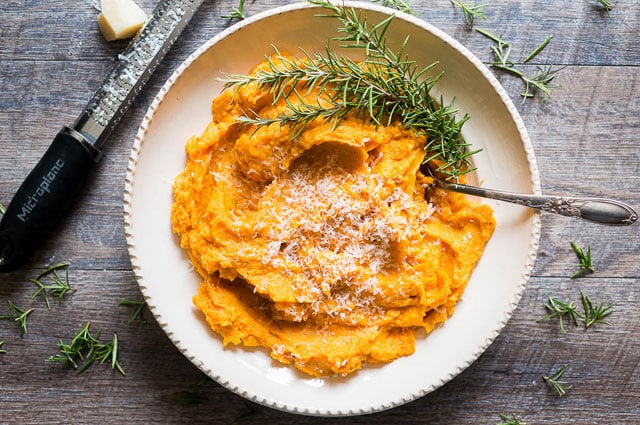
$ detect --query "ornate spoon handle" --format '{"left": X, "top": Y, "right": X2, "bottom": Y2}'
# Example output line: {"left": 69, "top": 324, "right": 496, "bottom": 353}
{"left": 431, "top": 179, "right": 638, "bottom": 226}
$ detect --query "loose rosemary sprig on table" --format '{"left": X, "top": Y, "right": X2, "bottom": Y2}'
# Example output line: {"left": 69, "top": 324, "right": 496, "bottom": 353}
{"left": 543, "top": 365, "right": 572, "bottom": 397}
{"left": 49, "top": 321, "right": 125, "bottom": 375}
{"left": 221, "top": 0, "right": 246, "bottom": 20}
{"left": 536, "top": 296, "right": 583, "bottom": 332}
{"left": 537, "top": 291, "right": 613, "bottom": 330}
{"left": 570, "top": 241, "right": 594, "bottom": 278}
{"left": 450, "top": 1, "right": 489, "bottom": 28}
{"left": 222, "top": 0, "right": 477, "bottom": 179}
{"left": 497, "top": 413, "right": 526, "bottom": 425}
{"left": 31, "top": 262, "right": 73, "bottom": 309}
{"left": 476, "top": 29, "right": 559, "bottom": 102}
{"left": 119, "top": 298, "right": 147, "bottom": 323}
{"left": 596, "top": 0, "right": 613, "bottom": 14}
{"left": 0, "top": 300, "right": 34, "bottom": 336}
{"left": 580, "top": 290, "right": 613, "bottom": 328}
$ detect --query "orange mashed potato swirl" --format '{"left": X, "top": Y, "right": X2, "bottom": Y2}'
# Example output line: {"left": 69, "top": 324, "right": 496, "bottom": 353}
{"left": 171, "top": 59, "right": 495, "bottom": 377}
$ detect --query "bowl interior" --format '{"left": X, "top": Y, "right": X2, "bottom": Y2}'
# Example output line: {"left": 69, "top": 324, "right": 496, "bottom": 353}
{"left": 125, "top": 2, "right": 540, "bottom": 416}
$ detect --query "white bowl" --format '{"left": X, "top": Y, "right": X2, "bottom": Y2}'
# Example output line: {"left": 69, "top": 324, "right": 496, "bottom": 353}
{"left": 124, "top": 1, "right": 541, "bottom": 416}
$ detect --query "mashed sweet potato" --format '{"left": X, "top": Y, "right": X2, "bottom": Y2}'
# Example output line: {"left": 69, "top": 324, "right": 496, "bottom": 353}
{"left": 171, "top": 59, "right": 495, "bottom": 377}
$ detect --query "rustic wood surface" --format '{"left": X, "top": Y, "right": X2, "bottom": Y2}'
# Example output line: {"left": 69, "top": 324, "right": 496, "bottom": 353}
{"left": 1, "top": 0, "right": 638, "bottom": 423}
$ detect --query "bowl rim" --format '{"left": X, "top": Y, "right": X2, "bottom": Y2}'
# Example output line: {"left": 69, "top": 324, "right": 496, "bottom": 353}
{"left": 123, "top": 0, "right": 542, "bottom": 416}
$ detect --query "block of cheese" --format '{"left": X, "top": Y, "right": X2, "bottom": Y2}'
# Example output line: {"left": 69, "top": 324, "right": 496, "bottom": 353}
{"left": 98, "top": 0, "right": 148, "bottom": 41}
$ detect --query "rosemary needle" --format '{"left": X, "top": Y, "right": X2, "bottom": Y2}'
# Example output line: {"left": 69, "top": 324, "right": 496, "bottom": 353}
{"left": 476, "top": 28, "right": 559, "bottom": 102}
{"left": 570, "top": 241, "right": 594, "bottom": 278}
{"left": 0, "top": 340, "right": 6, "bottom": 354}
{"left": 450, "top": 1, "right": 489, "bottom": 28}
{"left": 223, "top": 0, "right": 476, "bottom": 179}
{"left": 523, "top": 35, "right": 553, "bottom": 63}
{"left": 543, "top": 365, "right": 572, "bottom": 397}
{"left": 580, "top": 290, "right": 613, "bottom": 328}
{"left": 119, "top": 298, "right": 147, "bottom": 323}
{"left": 31, "top": 262, "right": 73, "bottom": 309}
{"left": 596, "top": 0, "right": 613, "bottom": 15}
{"left": 49, "top": 322, "right": 125, "bottom": 376}
{"left": 221, "top": 0, "right": 246, "bottom": 19}
{"left": 536, "top": 296, "right": 583, "bottom": 332}
{"left": 0, "top": 300, "right": 34, "bottom": 336}
{"left": 0, "top": 202, "right": 5, "bottom": 215}
{"left": 497, "top": 413, "right": 526, "bottom": 425}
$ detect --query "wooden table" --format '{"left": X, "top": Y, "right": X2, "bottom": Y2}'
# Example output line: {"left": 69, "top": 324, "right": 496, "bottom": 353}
{"left": 1, "top": 1, "right": 638, "bottom": 423}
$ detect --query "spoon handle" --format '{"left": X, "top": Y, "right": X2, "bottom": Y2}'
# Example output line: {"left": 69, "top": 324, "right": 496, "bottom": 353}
{"left": 431, "top": 179, "right": 638, "bottom": 226}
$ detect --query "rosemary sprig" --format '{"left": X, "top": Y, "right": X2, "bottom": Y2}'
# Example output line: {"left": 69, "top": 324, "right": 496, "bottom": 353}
{"left": 570, "top": 241, "right": 594, "bottom": 278}
{"left": 48, "top": 322, "right": 125, "bottom": 375}
{"left": 536, "top": 296, "right": 583, "bottom": 332}
{"left": 450, "top": 1, "right": 489, "bottom": 28}
{"left": 476, "top": 29, "right": 559, "bottom": 102}
{"left": 221, "top": 0, "right": 246, "bottom": 19}
{"left": 31, "top": 262, "right": 73, "bottom": 309}
{"left": 371, "top": 0, "right": 414, "bottom": 14}
{"left": 543, "top": 365, "right": 572, "bottom": 397}
{"left": 0, "top": 300, "right": 35, "bottom": 336}
{"left": 580, "top": 290, "right": 613, "bottom": 328}
{"left": 222, "top": 0, "right": 476, "bottom": 179}
{"left": 497, "top": 413, "right": 526, "bottom": 425}
{"left": 119, "top": 298, "right": 147, "bottom": 323}
{"left": 596, "top": 0, "right": 613, "bottom": 15}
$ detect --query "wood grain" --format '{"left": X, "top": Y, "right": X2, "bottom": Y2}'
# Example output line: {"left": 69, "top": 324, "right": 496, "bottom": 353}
{"left": 1, "top": 1, "right": 639, "bottom": 423}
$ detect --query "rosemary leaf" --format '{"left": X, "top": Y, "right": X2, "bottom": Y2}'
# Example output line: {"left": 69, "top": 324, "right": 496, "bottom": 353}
{"left": 497, "top": 413, "right": 526, "bottom": 425}
{"left": 0, "top": 202, "right": 5, "bottom": 215}
{"left": 570, "top": 241, "right": 594, "bottom": 278}
{"left": 451, "top": 1, "right": 489, "bottom": 28}
{"left": 523, "top": 35, "right": 553, "bottom": 63}
{"left": 543, "top": 365, "right": 572, "bottom": 397}
{"left": 580, "top": 290, "right": 613, "bottom": 328}
{"left": 596, "top": 0, "right": 613, "bottom": 15}
{"left": 31, "top": 262, "right": 73, "bottom": 309}
{"left": 477, "top": 29, "right": 559, "bottom": 102}
{"left": 119, "top": 298, "right": 147, "bottom": 323}
{"left": 0, "top": 300, "right": 34, "bottom": 336}
{"left": 0, "top": 340, "right": 6, "bottom": 354}
{"left": 49, "top": 322, "right": 125, "bottom": 375}
{"left": 536, "top": 296, "right": 583, "bottom": 332}
{"left": 221, "top": 0, "right": 246, "bottom": 20}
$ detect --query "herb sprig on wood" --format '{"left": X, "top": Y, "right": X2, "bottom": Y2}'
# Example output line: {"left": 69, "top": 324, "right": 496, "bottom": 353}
{"left": 570, "top": 241, "right": 594, "bottom": 278}
{"left": 119, "top": 298, "right": 147, "bottom": 323}
{"left": 0, "top": 300, "right": 34, "bottom": 336}
{"left": 451, "top": 1, "right": 489, "bottom": 28}
{"left": 543, "top": 365, "right": 572, "bottom": 397}
{"left": 222, "top": 0, "right": 477, "bottom": 179}
{"left": 49, "top": 321, "right": 125, "bottom": 375}
{"left": 222, "top": 0, "right": 246, "bottom": 20}
{"left": 477, "top": 29, "right": 559, "bottom": 102}
{"left": 31, "top": 262, "right": 73, "bottom": 309}
{"left": 497, "top": 413, "right": 526, "bottom": 425}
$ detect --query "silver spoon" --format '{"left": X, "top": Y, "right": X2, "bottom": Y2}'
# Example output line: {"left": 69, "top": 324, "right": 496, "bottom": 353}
{"left": 425, "top": 169, "right": 638, "bottom": 226}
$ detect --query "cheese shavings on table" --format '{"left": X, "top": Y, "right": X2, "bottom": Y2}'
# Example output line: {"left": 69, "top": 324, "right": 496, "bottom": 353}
{"left": 171, "top": 58, "right": 496, "bottom": 377}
